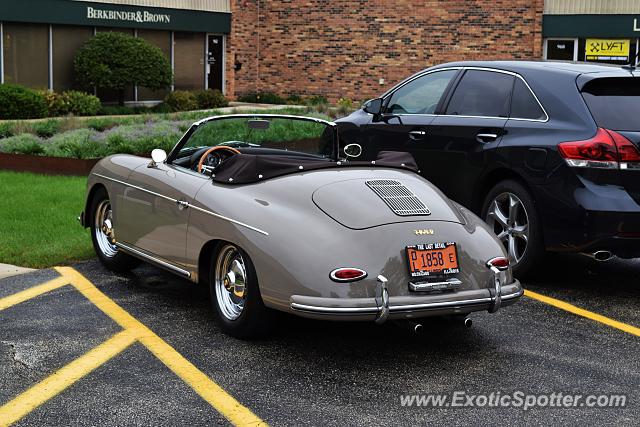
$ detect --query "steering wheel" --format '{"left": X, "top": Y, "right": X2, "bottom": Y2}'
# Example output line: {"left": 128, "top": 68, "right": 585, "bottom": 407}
{"left": 197, "top": 146, "right": 241, "bottom": 174}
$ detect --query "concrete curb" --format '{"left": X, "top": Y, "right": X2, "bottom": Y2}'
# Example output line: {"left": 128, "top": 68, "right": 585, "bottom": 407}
{"left": 0, "top": 263, "right": 36, "bottom": 280}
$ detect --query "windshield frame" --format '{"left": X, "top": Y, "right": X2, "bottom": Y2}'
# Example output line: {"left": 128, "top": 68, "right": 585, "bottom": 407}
{"left": 166, "top": 114, "right": 339, "bottom": 164}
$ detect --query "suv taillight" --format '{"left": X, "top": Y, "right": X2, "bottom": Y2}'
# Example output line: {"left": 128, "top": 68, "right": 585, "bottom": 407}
{"left": 558, "top": 128, "right": 640, "bottom": 169}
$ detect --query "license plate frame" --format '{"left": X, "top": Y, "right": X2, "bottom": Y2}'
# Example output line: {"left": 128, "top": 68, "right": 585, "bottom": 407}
{"left": 405, "top": 242, "right": 460, "bottom": 279}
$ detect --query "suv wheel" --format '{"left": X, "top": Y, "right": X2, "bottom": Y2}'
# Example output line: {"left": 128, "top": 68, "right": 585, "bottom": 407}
{"left": 481, "top": 180, "right": 543, "bottom": 278}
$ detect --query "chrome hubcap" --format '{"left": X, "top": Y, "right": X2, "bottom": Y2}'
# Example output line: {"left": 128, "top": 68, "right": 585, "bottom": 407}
{"left": 485, "top": 192, "right": 529, "bottom": 264}
{"left": 215, "top": 245, "right": 247, "bottom": 320}
{"left": 94, "top": 200, "right": 117, "bottom": 258}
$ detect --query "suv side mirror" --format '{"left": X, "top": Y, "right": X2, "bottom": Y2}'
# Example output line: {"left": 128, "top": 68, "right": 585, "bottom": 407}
{"left": 363, "top": 98, "right": 383, "bottom": 115}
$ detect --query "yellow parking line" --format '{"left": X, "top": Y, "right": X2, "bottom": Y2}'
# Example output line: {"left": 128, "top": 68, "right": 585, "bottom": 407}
{"left": 55, "top": 267, "right": 267, "bottom": 427}
{"left": 0, "top": 277, "right": 68, "bottom": 311}
{"left": 525, "top": 289, "right": 640, "bottom": 337}
{"left": 0, "top": 329, "right": 137, "bottom": 427}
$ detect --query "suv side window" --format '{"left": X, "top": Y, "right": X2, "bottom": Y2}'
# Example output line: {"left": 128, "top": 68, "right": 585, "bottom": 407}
{"left": 444, "top": 70, "right": 514, "bottom": 118}
{"left": 510, "top": 78, "right": 546, "bottom": 120}
{"left": 386, "top": 69, "right": 457, "bottom": 115}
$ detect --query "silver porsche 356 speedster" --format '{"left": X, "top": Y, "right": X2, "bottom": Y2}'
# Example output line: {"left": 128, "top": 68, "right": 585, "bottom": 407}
{"left": 79, "top": 114, "right": 522, "bottom": 338}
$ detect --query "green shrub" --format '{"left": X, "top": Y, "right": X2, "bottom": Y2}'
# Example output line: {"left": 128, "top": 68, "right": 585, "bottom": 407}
{"left": 45, "top": 128, "right": 103, "bottom": 159}
{"left": 0, "top": 133, "right": 44, "bottom": 155}
{"left": 75, "top": 32, "right": 172, "bottom": 105}
{"left": 237, "top": 92, "right": 286, "bottom": 104}
{"left": 40, "top": 90, "right": 68, "bottom": 117}
{"left": 0, "top": 84, "right": 48, "bottom": 119}
{"left": 32, "top": 119, "right": 61, "bottom": 138}
{"left": 61, "top": 91, "right": 101, "bottom": 116}
{"left": 0, "top": 122, "right": 15, "bottom": 138}
{"left": 307, "top": 95, "right": 328, "bottom": 106}
{"left": 164, "top": 91, "right": 198, "bottom": 112}
{"left": 195, "top": 89, "right": 229, "bottom": 109}
{"left": 286, "top": 94, "right": 304, "bottom": 105}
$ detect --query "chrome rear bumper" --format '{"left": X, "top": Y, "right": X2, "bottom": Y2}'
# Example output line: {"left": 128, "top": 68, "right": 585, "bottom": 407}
{"left": 290, "top": 280, "right": 523, "bottom": 321}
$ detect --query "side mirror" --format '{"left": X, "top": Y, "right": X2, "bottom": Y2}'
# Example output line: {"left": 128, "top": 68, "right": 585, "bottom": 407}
{"left": 148, "top": 148, "right": 167, "bottom": 168}
{"left": 363, "top": 98, "right": 383, "bottom": 115}
{"left": 343, "top": 143, "right": 363, "bottom": 159}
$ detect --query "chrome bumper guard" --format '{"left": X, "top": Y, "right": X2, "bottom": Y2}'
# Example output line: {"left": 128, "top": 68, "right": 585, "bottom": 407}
{"left": 290, "top": 282, "right": 524, "bottom": 320}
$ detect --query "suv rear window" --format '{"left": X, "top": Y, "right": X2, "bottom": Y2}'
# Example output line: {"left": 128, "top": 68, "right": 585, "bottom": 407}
{"left": 581, "top": 77, "right": 640, "bottom": 131}
{"left": 510, "top": 78, "right": 546, "bottom": 120}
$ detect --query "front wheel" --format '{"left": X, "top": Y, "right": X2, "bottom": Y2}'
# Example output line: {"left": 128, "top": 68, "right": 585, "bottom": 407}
{"left": 481, "top": 180, "right": 543, "bottom": 278}
{"left": 210, "top": 243, "right": 275, "bottom": 339}
{"left": 90, "top": 187, "right": 140, "bottom": 273}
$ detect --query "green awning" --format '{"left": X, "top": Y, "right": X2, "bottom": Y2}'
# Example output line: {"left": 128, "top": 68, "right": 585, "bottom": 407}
{"left": 543, "top": 14, "right": 640, "bottom": 38}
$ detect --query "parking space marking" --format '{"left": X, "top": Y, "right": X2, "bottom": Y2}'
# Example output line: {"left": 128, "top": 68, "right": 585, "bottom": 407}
{"left": 0, "top": 277, "right": 68, "bottom": 311}
{"left": 56, "top": 267, "right": 267, "bottom": 427}
{"left": 525, "top": 289, "right": 640, "bottom": 337}
{"left": 0, "top": 268, "right": 267, "bottom": 427}
{"left": 0, "top": 329, "right": 137, "bottom": 427}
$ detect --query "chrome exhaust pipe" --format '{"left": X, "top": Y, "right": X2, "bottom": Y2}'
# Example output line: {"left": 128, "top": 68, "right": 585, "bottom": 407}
{"left": 583, "top": 250, "right": 613, "bottom": 262}
{"left": 407, "top": 321, "right": 423, "bottom": 335}
{"left": 464, "top": 317, "right": 473, "bottom": 328}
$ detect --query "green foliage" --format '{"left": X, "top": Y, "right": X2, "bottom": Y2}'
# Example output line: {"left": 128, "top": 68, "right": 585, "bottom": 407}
{"left": 195, "top": 89, "right": 229, "bottom": 109}
{"left": 0, "top": 133, "right": 44, "bottom": 155}
{"left": 45, "top": 128, "right": 103, "bottom": 159}
{"left": 62, "top": 91, "right": 102, "bottom": 116}
{"left": 0, "top": 84, "right": 48, "bottom": 119}
{"left": 307, "top": 95, "right": 329, "bottom": 106}
{"left": 74, "top": 32, "right": 172, "bottom": 104}
{"left": 286, "top": 94, "right": 304, "bottom": 105}
{"left": 32, "top": 119, "right": 61, "bottom": 138}
{"left": 237, "top": 92, "right": 286, "bottom": 104}
{"left": 0, "top": 122, "right": 15, "bottom": 138}
{"left": 164, "top": 90, "right": 198, "bottom": 112}
{"left": 40, "top": 90, "right": 68, "bottom": 117}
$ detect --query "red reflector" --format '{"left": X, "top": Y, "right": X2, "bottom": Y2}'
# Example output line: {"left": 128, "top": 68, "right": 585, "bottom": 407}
{"left": 558, "top": 128, "right": 618, "bottom": 162}
{"left": 486, "top": 257, "right": 509, "bottom": 270}
{"left": 330, "top": 268, "right": 367, "bottom": 282}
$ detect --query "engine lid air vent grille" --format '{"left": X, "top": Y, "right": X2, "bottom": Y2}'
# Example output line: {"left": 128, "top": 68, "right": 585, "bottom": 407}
{"left": 365, "top": 179, "right": 431, "bottom": 216}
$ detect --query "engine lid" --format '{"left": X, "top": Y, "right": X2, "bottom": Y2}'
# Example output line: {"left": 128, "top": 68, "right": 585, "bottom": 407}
{"left": 312, "top": 177, "right": 462, "bottom": 229}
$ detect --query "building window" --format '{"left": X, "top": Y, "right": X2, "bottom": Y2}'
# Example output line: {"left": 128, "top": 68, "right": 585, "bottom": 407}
{"left": 544, "top": 39, "right": 577, "bottom": 61}
{"left": 52, "top": 25, "right": 93, "bottom": 92}
{"left": 137, "top": 29, "right": 171, "bottom": 101}
{"left": 173, "top": 31, "right": 205, "bottom": 91}
{"left": 3, "top": 22, "right": 49, "bottom": 88}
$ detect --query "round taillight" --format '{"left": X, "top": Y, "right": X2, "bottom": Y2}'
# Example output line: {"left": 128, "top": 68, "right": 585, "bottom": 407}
{"left": 486, "top": 257, "right": 509, "bottom": 271}
{"left": 330, "top": 268, "right": 368, "bottom": 282}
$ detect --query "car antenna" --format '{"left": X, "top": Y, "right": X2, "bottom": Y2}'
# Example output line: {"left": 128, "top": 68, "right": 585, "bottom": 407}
{"left": 621, "top": 50, "right": 638, "bottom": 73}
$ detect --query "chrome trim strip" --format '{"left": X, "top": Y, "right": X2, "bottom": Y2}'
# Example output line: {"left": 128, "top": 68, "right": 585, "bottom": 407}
{"left": 115, "top": 242, "right": 191, "bottom": 278}
{"left": 93, "top": 173, "right": 269, "bottom": 236}
{"left": 290, "top": 303, "right": 379, "bottom": 314}
{"left": 291, "top": 295, "right": 502, "bottom": 315}
{"left": 381, "top": 66, "right": 550, "bottom": 123}
{"left": 409, "top": 278, "right": 462, "bottom": 292}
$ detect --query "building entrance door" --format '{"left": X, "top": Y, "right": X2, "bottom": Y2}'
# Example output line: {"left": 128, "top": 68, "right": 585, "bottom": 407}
{"left": 207, "top": 35, "right": 223, "bottom": 92}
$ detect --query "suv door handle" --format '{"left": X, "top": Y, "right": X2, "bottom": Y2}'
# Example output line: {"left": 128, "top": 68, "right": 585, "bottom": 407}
{"left": 476, "top": 133, "right": 498, "bottom": 143}
{"left": 409, "top": 130, "right": 427, "bottom": 140}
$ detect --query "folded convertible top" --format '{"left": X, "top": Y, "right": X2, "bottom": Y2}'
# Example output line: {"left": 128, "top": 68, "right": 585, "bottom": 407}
{"left": 212, "top": 151, "right": 419, "bottom": 185}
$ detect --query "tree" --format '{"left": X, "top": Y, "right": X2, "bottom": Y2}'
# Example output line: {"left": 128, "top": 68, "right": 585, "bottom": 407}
{"left": 74, "top": 32, "right": 172, "bottom": 106}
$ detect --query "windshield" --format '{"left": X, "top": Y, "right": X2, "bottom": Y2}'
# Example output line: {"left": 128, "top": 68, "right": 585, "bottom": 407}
{"left": 581, "top": 77, "right": 640, "bottom": 131}
{"left": 177, "top": 116, "right": 335, "bottom": 159}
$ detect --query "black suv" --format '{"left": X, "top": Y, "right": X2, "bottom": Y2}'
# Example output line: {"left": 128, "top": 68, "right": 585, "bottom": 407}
{"left": 336, "top": 61, "right": 640, "bottom": 276}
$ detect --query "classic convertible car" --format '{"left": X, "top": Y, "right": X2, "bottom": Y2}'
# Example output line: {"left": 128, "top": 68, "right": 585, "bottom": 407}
{"left": 79, "top": 114, "right": 523, "bottom": 338}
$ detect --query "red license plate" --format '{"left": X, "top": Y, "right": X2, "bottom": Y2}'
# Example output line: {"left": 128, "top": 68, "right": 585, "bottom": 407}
{"left": 406, "top": 242, "right": 460, "bottom": 278}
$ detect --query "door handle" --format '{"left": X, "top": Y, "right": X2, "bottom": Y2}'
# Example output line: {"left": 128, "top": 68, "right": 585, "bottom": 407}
{"left": 176, "top": 200, "right": 189, "bottom": 210}
{"left": 409, "top": 130, "right": 427, "bottom": 140}
{"left": 476, "top": 133, "right": 498, "bottom": 143}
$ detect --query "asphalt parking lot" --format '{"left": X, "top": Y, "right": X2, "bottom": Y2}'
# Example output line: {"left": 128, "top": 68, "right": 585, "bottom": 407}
{"left": 1, "top": 255, "right": 639, "bottom": 426}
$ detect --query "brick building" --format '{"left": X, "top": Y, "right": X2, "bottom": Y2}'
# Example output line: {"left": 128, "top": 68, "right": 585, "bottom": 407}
{"left": 2, "top": 1, "right": 639, "bottom": 103}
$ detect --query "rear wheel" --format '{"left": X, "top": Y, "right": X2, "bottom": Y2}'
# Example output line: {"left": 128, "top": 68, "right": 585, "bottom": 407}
{"left": 210, "top": 243, "right": 275, "bottom": 339}
{"left": 90, "top": 188, "right": 140, "bottom": 273}
{"left": 482, "top": 180, "right": 543, "bottom": 278}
